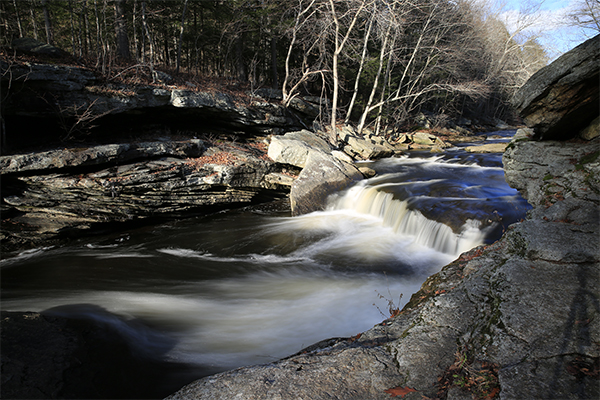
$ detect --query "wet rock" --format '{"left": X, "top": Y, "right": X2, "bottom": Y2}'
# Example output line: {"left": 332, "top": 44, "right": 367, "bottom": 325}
{"left": 290, "top": 150, "right": 363, "bottom": 216}
{"left": 358, "top": 166, "right": 377, "bottom": 178}
{"left": 511, "top": 34, "right": 600, "bottom": 140}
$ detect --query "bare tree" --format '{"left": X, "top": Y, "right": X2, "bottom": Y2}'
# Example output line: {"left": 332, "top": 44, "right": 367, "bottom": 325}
{"left": 12, "top": 0, "right": 23, "bottom": 38}
{"left": 345, "top": 2, "right": 376, "bottom": 124}
{"left": 327, "top": 0, "right": 368, "bottom": 140}
{"left": 566, "top": 0, "right": 600, "bottom": 35}
{"left": 41, "top": 0, "right": 54, "bottom": 45}
{"left": 114, "top": 0, "right": 130, "bottom": 60}
{"left": 177, "top": 0, "right": 189, "bottom": 74}
{"left": 281, "top": 0, "right": 328, "bottom": 107}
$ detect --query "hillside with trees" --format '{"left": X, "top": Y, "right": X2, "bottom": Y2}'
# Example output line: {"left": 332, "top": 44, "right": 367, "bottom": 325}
{"left": 1, "top": 0, "right": 550, "bottom": 135}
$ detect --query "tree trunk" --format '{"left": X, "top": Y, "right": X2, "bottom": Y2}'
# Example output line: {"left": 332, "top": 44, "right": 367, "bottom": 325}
{"left": 176, "top": 0, "right": 188, "bottom": 74}
{"left": 82, "top": 0, "right": 91, "bottom": 57}
{"left": 68, "top": 0, "right": 77, "bottom": 56}
{"left": 13, "top": 0, "right": 23, "bottom": 38}
{"left": 345, "top": 7, "right": 375, "bottom": 124}
{"left": 41, "top": 0, "right": 54, "bottom": 45}
{"left": 271, "top": 35, "right": 278, "bottom": 89}
{"left": 114, "top": 0, "right": 130, "bottom": 60}
{"left": 29, "top": 2, "right": 39, "bottom": 40}
{"left": 236, "top": 31, "right": 247, "bottom": 82}
{"left": 142, "top": 1, "right": 154, "bottom": 68}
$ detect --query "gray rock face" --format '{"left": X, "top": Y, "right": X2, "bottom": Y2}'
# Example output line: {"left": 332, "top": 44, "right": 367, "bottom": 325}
{"left": 511, "top": 34, "right": 600, "bottom": 140}
{"left": 0, "top": 60, "right": 301, "bottom": 151}
{"left": 290, "top": 150, "right": 363, "bottom": 216}
{"left": 267, "top": 130, "right": 331, "bottom": 168}
{"left": 167, "top": 136, "right": 600, "bottom": 400}
{"left": 1, "top": 142, "right": 287, "bottom": 249}
{"left": 0, "top": 140, "right": 205, "bottom": 174}
{"left": 503, "top": 135, "right": 600, "bottom": 208}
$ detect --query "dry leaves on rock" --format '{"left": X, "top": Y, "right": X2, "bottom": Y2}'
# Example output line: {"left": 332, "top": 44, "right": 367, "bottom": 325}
{"left": 384, "top": 386, "right": 417, "bottom": 398}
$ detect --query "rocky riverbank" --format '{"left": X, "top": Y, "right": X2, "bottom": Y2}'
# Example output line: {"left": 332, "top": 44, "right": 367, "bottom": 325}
{"left": 164, "top": 34, "right": 600, "bottom": 400}
{"left": 164, "top": 129, "right": 600, "bottom": 400}
{"left": 2, "top": 35, "right": 598, "bottom": 400}
{"left": 1, "top": 50, "right": 492, "bottom": 253}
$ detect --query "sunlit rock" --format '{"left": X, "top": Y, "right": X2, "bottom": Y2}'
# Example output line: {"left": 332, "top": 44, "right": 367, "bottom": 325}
{"left": 290, "top": 150, "right": 363, "bottom": 216}
{"left": 511, "top": 34, "right": 599, "bottom": 140}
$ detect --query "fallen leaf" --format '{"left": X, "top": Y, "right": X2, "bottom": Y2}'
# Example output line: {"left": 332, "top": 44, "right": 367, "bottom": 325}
{"left": 384, "top": 386, "right": 417, "bottom": 398}
{"left": 485, "top": 387, "right": 500, "bottom": 398}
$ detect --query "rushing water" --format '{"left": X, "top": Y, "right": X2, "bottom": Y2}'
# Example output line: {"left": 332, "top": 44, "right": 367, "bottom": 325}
{"left": 1, "top": 130, "right": 530, "bottom": 396}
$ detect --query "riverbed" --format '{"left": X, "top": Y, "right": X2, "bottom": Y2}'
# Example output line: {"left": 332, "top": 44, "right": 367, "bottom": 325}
{"left": 0, "top": 130, "right": 530, "bottom": 396}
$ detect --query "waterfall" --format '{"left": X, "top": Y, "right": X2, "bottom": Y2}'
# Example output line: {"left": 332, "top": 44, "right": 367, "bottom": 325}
{"left": 328, "top": 183, "right": 485, "bottom": 256}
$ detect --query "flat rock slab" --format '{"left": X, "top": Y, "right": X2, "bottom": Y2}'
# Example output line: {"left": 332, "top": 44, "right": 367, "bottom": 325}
{"left": 0, "top": 140, "right": 205, "bottom": 174}
{"left": 464, "top": 142, "right": 507, "bottom": 153}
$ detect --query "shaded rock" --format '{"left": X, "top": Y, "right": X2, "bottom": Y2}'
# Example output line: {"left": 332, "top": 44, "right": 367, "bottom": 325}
{"left": 262, "top": 172, "right": 296, "bottom": 188}
{"left": 11, "top": 37, "right": 69, "bottom": 58}
{"left": 1, "top": 310, "right": 197, "bottom": 399}
{"left": 288, "top": 97, "right": 321, "bottom": 118}
{"left": 580, "top": 115, "right": 600, "bottom": 140}
{"left": 1, "top": 59, "right": 96, "bottom": 93}
{"left": 1, "top": 61, "right": 302, "bottom": 151}
{"left": 290, "top": 150, "right": 363, "bottom": 216}
{"left": 511, "top": 34, "right": 600, "bottom": 140}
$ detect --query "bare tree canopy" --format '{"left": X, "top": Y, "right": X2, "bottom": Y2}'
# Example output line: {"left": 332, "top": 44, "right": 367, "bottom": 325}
{"left": 0, "top": 0, "right": 559, "bottom": 131}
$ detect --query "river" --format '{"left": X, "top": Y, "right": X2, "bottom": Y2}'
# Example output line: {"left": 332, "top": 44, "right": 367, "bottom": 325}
{"left": 0, "top": 130, "right": 530, "bottom": 396}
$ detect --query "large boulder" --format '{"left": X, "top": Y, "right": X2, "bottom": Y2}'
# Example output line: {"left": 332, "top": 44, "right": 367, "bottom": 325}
{"left": 267, "top": 130, "right": 331, "bottom": 168}
{"left": 290, "top": 150, "right": 363, "bottom": 216}
{"left": 511, "top": 34, "right": 600, "bottom": 140}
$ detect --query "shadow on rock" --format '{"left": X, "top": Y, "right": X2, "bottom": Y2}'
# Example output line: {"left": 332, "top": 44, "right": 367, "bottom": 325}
{"left": 1, "top": 305, "right": 212, "bottom": 399}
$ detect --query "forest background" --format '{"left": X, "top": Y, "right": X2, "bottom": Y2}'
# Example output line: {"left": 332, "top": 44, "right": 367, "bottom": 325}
{"left": 1, "top": 0, "right": 598, "bottom": 136}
